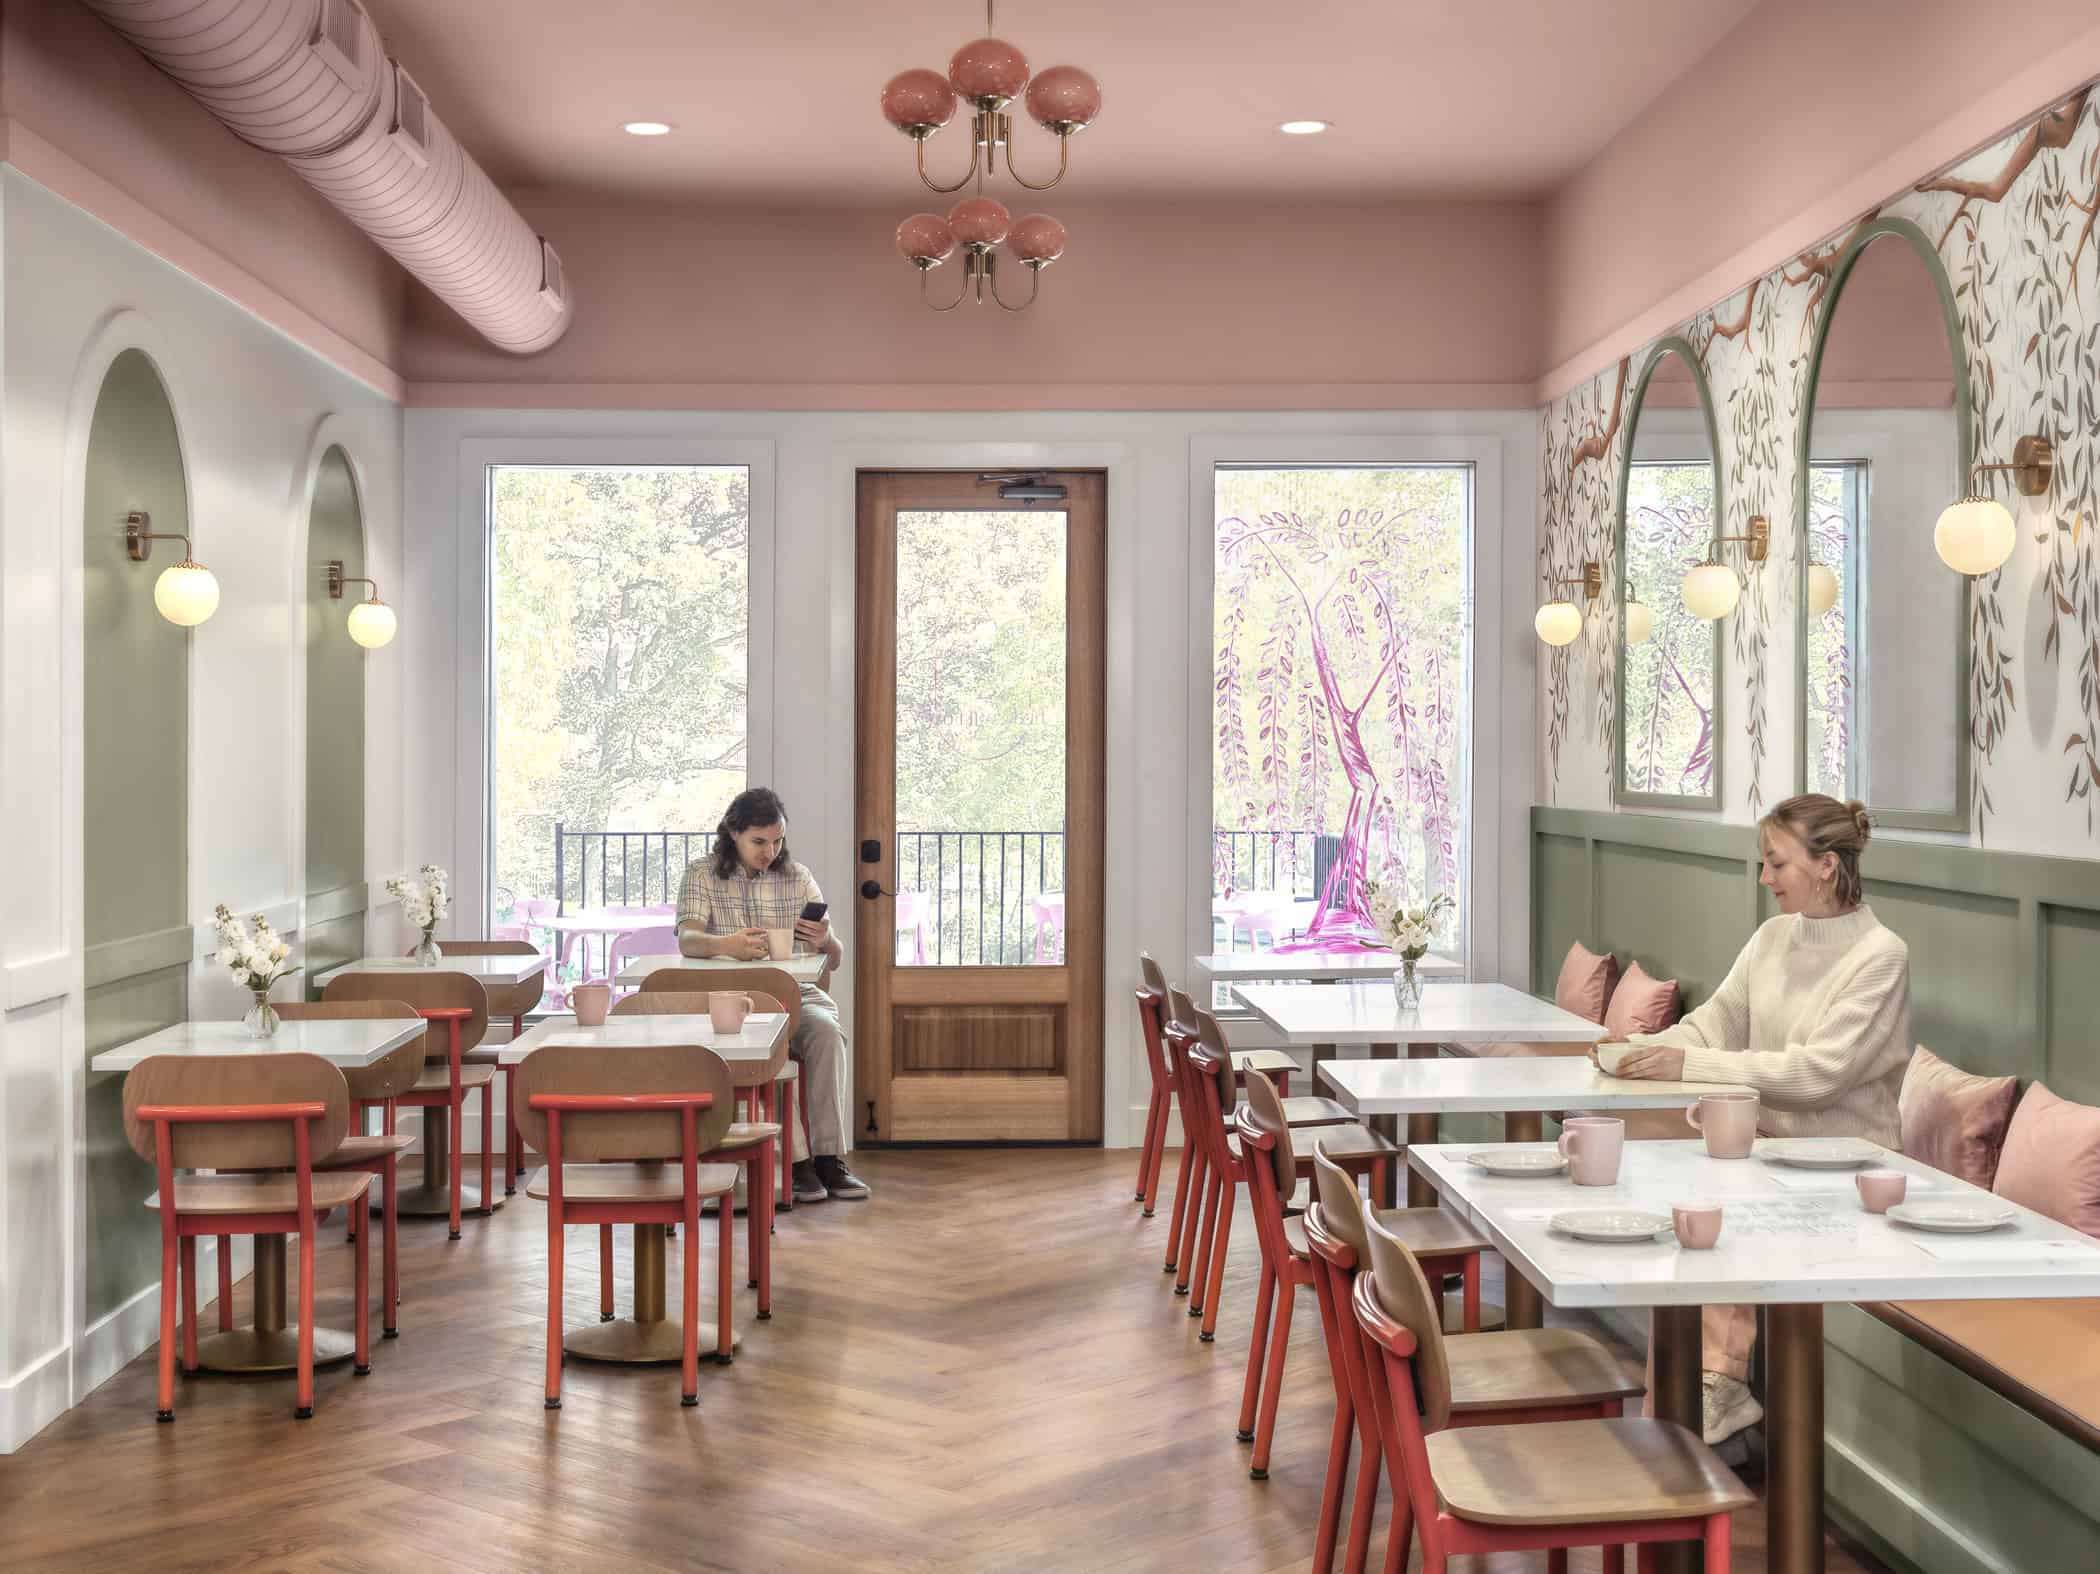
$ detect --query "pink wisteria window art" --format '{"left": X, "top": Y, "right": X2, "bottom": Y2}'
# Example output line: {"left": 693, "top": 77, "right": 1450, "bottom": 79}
{"left": 1212, "top": 466, "right": 1472, "bottom": 958}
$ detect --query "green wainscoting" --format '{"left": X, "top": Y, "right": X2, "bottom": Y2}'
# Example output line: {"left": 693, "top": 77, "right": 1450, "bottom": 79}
{"left": 1531, "top": 806, "right": 2100, "bottom": 1574}
{"left": 303, "top": 446, "right": 366, "bottom": 991}
{"left": 81, "top": 350, "right": 190, "bottom": 1324}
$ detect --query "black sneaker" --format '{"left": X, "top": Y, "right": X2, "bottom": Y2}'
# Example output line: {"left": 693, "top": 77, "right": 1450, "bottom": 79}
{"left": 791, "top": 1159, "right": 829, "bottom": 1205}
{"left": 814, "top": 1156, "right": 871, "bottom": 1200}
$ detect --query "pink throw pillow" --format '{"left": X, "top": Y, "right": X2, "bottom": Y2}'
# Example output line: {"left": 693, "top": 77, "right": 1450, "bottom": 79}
{"left": 1993, "top": 1081, "right": 2100, "bottom": 1237}
{"left": 1604, "top": 961, "right": 1679, "bottom": 1039}
{"left": 1553, "top": 942, "right": 1618, "bottom": 1026}
{"left": 1899, "top": 1044, "right": 2020, "bottom": 1190}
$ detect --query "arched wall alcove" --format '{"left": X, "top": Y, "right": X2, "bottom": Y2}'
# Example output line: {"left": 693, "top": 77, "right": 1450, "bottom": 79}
{"left": 80, "top": 348, "right": 190, "bottom": 1323}
{"left": 303, "top": 444, "right": 368, "bottom": 988}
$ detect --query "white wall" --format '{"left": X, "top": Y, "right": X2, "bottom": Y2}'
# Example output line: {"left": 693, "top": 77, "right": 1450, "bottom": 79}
{"left": 403, "top": 405, "right": 1540, "bottom": 1152}
{"left": 0, "top": 171, "right": 406, "bottom": 1450}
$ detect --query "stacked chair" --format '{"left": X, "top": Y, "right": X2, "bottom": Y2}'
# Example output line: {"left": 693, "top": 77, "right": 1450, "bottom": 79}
{"left": 638, "top": 965, "right": 805, "bottom": 1208}
{"left": 411, "top": 939, "right": 545, "bottom": 1195}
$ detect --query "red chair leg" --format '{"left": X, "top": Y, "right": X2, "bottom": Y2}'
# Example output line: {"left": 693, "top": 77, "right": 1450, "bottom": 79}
{"left": 480, "top": 1078, "right": 494, "bottom": 1212}
{"left": 756, "top": 1138, "right": 775, "bottom": 1319}
{"left": 1140, "top": 1086, "right": 1173, "bottom": 1216}
{"left": 1604, "top": 1547, "right": 1626, "bottom": 1574}
{"left": 295, "top": 1219, "right": 317, "bottom": 1418}
{"left": 448, "top": 1093, "right": 464, "bottom": 1239}
{"left": 1548, "top": 1551, "right": 1568, "bottom": 1574}
{"left": 682, "top": 1210, "right": 701, "bottom": 1405}
{"left": 179, "top": 1237, "right": 199, "bottom": 1374}
{"left": 1187, "top": 1166, "right": 1223, "bottom": 1309}
{"left": 156, "top": 1224, "right": 178, "bottom": 1421}
{"left": 1705, "top": 1515, "right": 1730, "bottom": 1573}
{"left": 778, "top": 1075, "right": 797, "bottom": 1207}
{"left": 1237, "top": 1261, "right": 1276, "bottom": 1442}
{"left": 1313, "top": 1374, "right": 1354, "bottom": 1574}
{"left": 217, "top": 1235, "right": 233, "bottom": 1331}
{"left": 1345, "top": 1414, "right": 1381, "bottom": 1574}
{"left": 1461, "top": 1253, "right": 1480, "bottom": 1333}
{"left": 599, "top": 1224, "right": 614, "bottom": 1320}
{"left": 1134, "top": 1083, "right": 1165, "bottom": 1203}
{"left": 346, "top": 1105, "right": 361, "bottom": 1242}
{"left": 1163, "top": 1128, "right": 1198, "bottom": 1272}
{"left": 716, "top": 1198, "right": 734, "bottom": 1361}
{"left": 1199, "top": 1191, "right": 1234, "bottom": 1339}
{"left": 1249, "top": 1280, "right": 1295, "bottom": 1477}
{"left": 546, "top": 1204, "right": 565, "bottom": 1408}
{"left": 504, "top": 1067, "right": 520, "bottom": 1194}
{"left": 353, "top": 1201, "right": 371, "bottom": 1374}
{"left": 382, "top": 1154, "right": 400, "bottom": 1337}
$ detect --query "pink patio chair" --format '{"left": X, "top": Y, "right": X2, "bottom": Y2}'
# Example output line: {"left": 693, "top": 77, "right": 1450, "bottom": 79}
{"left": 1031, "top": 891, "right": 1066, "bottom": 964}
{"left": 606, "top": 924, "right": 682, "bottom": 996}
{"left": 894, "top": 890, "right": 931, "bottom": 965}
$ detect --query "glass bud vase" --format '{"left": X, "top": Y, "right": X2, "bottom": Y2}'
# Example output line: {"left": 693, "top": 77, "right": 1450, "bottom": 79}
{"left": 413, "top": 929, "right": 443, "bottom": 967}
{"left": 1391, "top": 956, "right": 1423, "bottom": 1012}
{"left": 244, "top": 990, "right": 281, "bottom": 1040}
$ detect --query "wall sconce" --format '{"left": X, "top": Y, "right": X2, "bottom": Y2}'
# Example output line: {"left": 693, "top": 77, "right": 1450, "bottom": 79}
{"left": 1535, "top": 561, "right": 1601, "bottom": 647}
{"left": 1682, "top": 515, "right": 1770, "bottom": 621}
{"left": 1934, "top": 433, "right": 2053, "bottom": 576}
{"left": 1623, "top": 586, "right": 1655, "bottom": 646}
{"left": 1807, "top": 560, "right": 1840, "bottom": 617}
{"left": 125, "top": 511, "right": 219, "bottom": 627}
{"left": 327, "top": 560, "right": 397, "bottom": 649}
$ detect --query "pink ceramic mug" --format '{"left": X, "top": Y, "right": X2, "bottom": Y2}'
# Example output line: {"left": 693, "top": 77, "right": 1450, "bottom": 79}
{"left": 1856, "top": 1169, "right": 1908, "bottom": 1214}
{"left": 1686, "top": 1091, "right": 1760, "bottom": 1159}
{"left": 708, "top": 991, "right": 754, "bottom": 1033}
{"left": 571, "top": 981, "right": 611, "bottom": 1027}
{"left": 765, "top": 928, "right": 795, "bottom": 961}
{"left": 1557, "top": 1116, "right": 1626, "bottom": 1186}
{"left": 1671, "top": 1202, "right": 1724, "bottom": 1249}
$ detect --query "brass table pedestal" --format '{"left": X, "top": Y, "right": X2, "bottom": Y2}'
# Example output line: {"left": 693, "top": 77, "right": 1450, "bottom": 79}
{"left": 381, "top": 1106, "right": 503, "bottom": 1219}
{"left": 195, "top": 1234, "right": 357, "bottom": 1373}
{"left": 563, "top": 1224, "right": 741, "bottom": 1365}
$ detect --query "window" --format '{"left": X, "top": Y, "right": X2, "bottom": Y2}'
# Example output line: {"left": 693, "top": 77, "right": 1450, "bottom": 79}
{"left": 486, "top": 465, "right": 749, "bottom": 929}
{"left": 1621, "top": 460, "right": 1719, "bottom": 798}
{"left": 1805, "top": 461, "right": 1864, "bottom": 799}
{"left": 1211, "top": 465, "right": 1472, "bottom": 964}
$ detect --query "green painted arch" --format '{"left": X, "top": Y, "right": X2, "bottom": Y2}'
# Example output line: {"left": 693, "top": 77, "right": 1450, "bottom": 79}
{"left": 304, "top": 444, "right": 369, "bottom": 991}
{"left": 1790, "top": 215, "right": 1974, "bottom": 832}
{"left": 1613, "top": 334, "right": 1727, "bottom": 811}
{"left": 82, "top": 347, "right": 191, "bottom": 1322}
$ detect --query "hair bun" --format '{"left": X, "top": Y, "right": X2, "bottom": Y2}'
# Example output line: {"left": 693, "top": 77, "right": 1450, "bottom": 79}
{"left": 1845, "top": 799, "right": 1873, "bottom": 843}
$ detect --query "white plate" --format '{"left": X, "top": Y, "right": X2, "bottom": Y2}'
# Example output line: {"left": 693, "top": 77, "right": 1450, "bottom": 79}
{"left": 1758, "top": 1139, "right": 1884, "bottom": 1169}
{"left": 1550, "top": 1209, "right": 1672, "bottom": 1243}
{"left": 1466, "top": 1149, "right": 1568, "bottom": 1177}
{"left": 1886, "top": 1200, "right": 2018, "bottom": 1234}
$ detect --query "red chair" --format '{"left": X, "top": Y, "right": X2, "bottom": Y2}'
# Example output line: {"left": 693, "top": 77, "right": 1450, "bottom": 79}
{"left": 1352, "top": 1208, "right": 1750, "bottom": 1574}
{"left": 325, "top": 971, "right": 493, "bottom": 1239}
{"left": 1305, "top": 1145, "right": 1638, "bottom": 1574}
{"left": 408, "top": 939, "right": 546, "bottom": 1196}
{"left": 640, "top": 966, "right": 806, "bottom": 1209}
{"left": 512, "top": 1041, "right": 739, "bottom": 1408}
{"left": 123, "top": 1052, "right": 371, "bottom": 1421}
{"left": 1132, "top": 954, "right": 1296, "bottom": 1218}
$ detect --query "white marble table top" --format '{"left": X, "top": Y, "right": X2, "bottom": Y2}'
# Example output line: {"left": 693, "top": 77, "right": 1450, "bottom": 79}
{"left": 1234, "top": 981, "right": 1602, "bottom": 1045}
{"left": 613, "top": 952, "right": 825, "bottom": 987}
{"left": 1317, "top": 1057, "right": 1748, "bottom": 1115}
{"left": 499, "top": 1012, "right": 788, "bottom": 1068}
{"left": 315, "top": 954, "right": 549, "bottom": 986}
{"left": 1196, "top": 948, "right": 1462, "bottom": 982}
{"left": 91, "top": 1017, "right": 425, "bottom": 1073}
{"left": 1405, "top": 1139, "right": 2100, "bottom": 1308}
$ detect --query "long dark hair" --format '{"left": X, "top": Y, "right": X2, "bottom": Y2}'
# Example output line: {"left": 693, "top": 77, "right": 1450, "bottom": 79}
{"left": 711, "top": 787, "right": 792, "bottom": 878}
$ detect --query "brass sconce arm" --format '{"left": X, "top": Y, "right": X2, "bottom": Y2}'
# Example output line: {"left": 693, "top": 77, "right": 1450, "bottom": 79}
{"left": 124, "top": 510, "right": 194, "bottom": 563}
{"left": 1547, "top": 562, "right": 1604, "bottom": 600}
{"left": 326, "top": 560, "right": 380, "bottom": 601}
{"left": 1963, "top": 434, "right": 2054, "bottom": 498}
{"left": 1702, "top": 515, "right": 1770, "bottom": 565}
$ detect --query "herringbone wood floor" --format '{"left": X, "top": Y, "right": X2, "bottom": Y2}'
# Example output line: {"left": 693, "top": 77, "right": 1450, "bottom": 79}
{"left": 3, "top": 1149, "right": 1887, "bottom": 1572}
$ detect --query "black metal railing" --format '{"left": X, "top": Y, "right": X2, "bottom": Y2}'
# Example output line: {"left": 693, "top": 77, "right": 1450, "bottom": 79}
{"left": 1211, "top": 829, "right": 1335, "bottom": 898}
{"left": 896, "top": 829, "right": 1066, "bottom": 967}
{"left": 552, "top": 825, "right": 708, "bottom": 913}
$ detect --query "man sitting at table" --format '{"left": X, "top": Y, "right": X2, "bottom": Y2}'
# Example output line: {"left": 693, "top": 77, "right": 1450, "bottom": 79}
{"left": 676, "top": 786, "right": 869, "bottom": 1204}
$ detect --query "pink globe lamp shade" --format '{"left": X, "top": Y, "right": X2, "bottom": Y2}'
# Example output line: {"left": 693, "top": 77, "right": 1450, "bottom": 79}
{"left": 948, "top": 36, "right": 1029, "bottom": 107}
{"left": 881, "top": 68, "right": 959, "bottom": 136}
{"left": 1008, "top": 213, "right": 1067, "bottom": 267}
{"left": 946, "top": 196, "right": 1012, "bottom": 250}
{"left": 896, "top": 212, "right": 957, "bottom": 269}
{"left": 1024, "top": 65, "right": 1101, "bottom": 132}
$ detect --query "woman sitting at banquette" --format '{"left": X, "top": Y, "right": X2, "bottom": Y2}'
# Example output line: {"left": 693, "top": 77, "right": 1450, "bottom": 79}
{"left": 1605, "top": 791, "right": 1912, "bottom": 1445}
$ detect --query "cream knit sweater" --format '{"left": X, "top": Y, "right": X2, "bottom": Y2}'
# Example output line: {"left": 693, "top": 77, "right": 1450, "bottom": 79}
{"left": 1629, "top": 905, "right": 1910, "bottom": 1144}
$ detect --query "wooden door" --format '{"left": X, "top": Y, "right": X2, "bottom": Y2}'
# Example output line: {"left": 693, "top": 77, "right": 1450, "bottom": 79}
{"left": 855, "top": 470, "right": 1105, "bottom": 1143}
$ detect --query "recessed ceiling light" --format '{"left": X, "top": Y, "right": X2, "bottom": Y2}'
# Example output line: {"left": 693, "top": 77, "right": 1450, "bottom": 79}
{"left": 1278, "top": 120, "right": 1331, "bottom": 136}
{"left": 623, "top": 121, "right": 674, "bottom": 137}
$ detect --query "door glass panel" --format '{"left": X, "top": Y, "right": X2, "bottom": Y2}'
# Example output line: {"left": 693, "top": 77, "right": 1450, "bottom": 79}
{"left": 894, "top": 509, "right": 1067, "bottom": 966}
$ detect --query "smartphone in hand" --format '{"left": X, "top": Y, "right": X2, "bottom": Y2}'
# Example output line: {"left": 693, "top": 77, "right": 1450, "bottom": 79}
{"left": 799, "top": 900, "right": 829, "bottom": 923}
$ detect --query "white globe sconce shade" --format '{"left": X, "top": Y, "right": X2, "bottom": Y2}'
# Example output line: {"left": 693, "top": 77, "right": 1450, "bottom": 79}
{"left": 346, "top": 598, "right": 398, "bottom": 649}
{"left": 1933, "top": 496, "right": 2016, "bottom": 577}
{"left": 153, "top": 561, "right": 220, "bottom": 626}
{"left": 1807, "top": 562, "right": 1841, "bottom": 617}
{"left": 1535, "top": 600, "right": 1583, "bottom": 647}
{"left": 1682, "top": 561, "right": 1742, "bottom": 621}
{"left": 1623, "top": 598, "right": 1656, "bottom": 646}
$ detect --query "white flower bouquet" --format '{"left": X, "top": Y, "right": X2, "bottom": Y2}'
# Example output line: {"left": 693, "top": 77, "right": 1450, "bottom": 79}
{"left": 214, "top": 904, "right": 295, "bottom": 1036}
{"left": 1363, "top": 881, "right": 1454, "bottom": 1009}
{"left": 388, "top": 864, "right": 450, "bottom": 963}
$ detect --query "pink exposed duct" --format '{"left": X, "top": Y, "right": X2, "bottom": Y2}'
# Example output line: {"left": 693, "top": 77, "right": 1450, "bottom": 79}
{"left": 78, "top": 0, "right": 570, "bottom": 354}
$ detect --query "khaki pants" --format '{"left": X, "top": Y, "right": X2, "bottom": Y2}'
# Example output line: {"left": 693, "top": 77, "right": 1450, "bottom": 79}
{"left": 791, "top": 986, "right": 850, "bottom": 1161}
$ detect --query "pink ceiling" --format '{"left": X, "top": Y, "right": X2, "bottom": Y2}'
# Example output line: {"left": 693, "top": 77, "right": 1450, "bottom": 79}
{"left": 359, "top": 0, "right": 1760, "bottom": 203}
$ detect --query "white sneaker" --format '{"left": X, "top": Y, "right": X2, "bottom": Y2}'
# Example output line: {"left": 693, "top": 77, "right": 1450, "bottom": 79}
{"left": 1701, "top": 1371, "right": 1762, "bottom": 1445}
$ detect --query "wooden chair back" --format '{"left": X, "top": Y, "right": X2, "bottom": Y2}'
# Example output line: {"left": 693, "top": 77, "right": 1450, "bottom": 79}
{"left": 123, "top": 1052, "right": 351, "bottom": 1170}
{"left": 274, "top": 1000, "right": 427, "bottom": 1102}
{"left": 1363, "top": 1208, "right": 1453, "bottom": 1430}
{"left": 1164, "top": 984, "right": 1199, "bottom": 1041}
{"left": 1135, "top": 953, "right": 1170, "bottom": 1095}
{"left": 415, "top": 940, "right": 545, "bottom": 1016}
{"left": 325, "top": 970, "right": 490, "bottom": 1059}
{"left": 611, "top": 990, "right": 793, "bottom": 1085}
{"left": 1238, "top": 1067, "right": 1296, "bottom": 1202}
{"left": 1310, "top": 1142, "right": 1370, "bottom": 1259}
{"left": 511, "top": 1042, "right": 734, "bottom": 1161}
{"left": 639, "top": 966, "right": 800, "bottom": 1037}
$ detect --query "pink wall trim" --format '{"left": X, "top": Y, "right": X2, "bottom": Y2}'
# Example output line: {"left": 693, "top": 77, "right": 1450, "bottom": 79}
{"left": 0, "top": 119, "right": 406, "bottom": 403}
{"left": 1537, "top": 13, "right": 2100, "bottom": 403}
{"left": 401, "top": 379, "right": 1539, "bottom": 412}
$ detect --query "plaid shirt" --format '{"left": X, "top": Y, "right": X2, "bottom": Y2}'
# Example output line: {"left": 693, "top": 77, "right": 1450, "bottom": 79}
{"left": 677, "top": 857, "right": 824, "bottom": 952}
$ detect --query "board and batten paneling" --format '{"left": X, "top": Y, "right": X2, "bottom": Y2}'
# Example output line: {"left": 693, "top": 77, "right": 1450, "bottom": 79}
{"left": 81, "top": 349, "right": 189, "bottom": 1323}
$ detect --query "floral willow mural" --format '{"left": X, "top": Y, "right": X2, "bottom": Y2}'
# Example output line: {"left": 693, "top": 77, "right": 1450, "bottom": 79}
{"left": 1804, "top": 464, "right": 1859, "bottom": 799}
{"left": 1214, "top": 467, "right": 1470, "bottom": 948}
{"left": 1621, "top": 461, "right": 1717, "bottom": 796}
{"left": 1541, "top": 82, "right": 2100, "bottom": 850}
